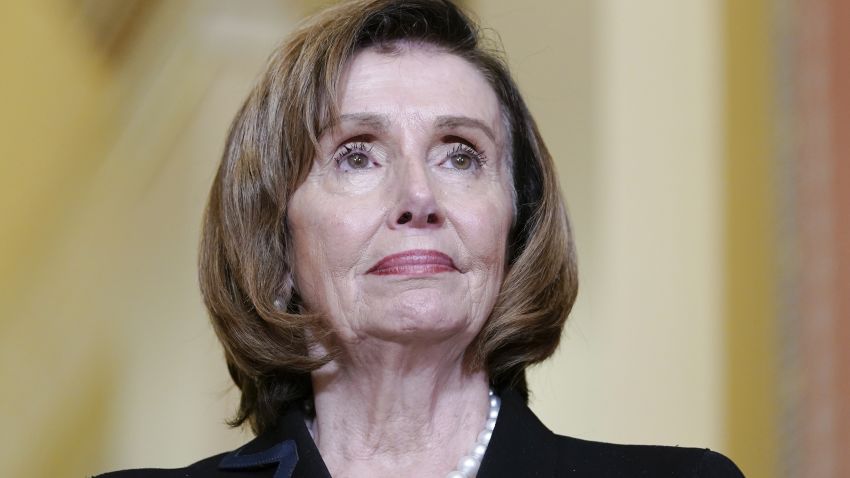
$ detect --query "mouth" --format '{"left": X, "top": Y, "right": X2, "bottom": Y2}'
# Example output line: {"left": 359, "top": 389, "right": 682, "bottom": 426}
{"left": 367, "top": 249, "right": 458, "bottom": 276}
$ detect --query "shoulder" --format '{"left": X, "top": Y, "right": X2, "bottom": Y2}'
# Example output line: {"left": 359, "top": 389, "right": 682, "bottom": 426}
{"left": 552, "top": 435, "right": 744, "bottom": 477}
{"left": 483, "top": 389, "right": 745, "bottom": 477}
{"left": 93, "top": 452, "right": 230, "bottom": 478}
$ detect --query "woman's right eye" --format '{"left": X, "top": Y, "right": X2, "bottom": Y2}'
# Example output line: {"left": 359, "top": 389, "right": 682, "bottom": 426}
{"left": 332, "top": 143, "right": 376, "bottom": 172}
{"left": 343, "top": 152, "right": 369, "bottom": 169}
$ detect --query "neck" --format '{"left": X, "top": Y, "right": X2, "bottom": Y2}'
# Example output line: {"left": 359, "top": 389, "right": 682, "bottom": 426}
{"left": 310, "top": 339, "right": 490, "bottom": 478}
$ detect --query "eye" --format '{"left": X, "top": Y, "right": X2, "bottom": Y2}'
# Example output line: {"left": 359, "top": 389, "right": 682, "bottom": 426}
{"left": 449, "top": 152, "right": 472, "bottom": 170}
{"left": 333, "top": 142, "right": 376, "bottom": 172}
{"left": 443, "top": 143, "right": 486, "bottom": 171}
{"left": 345, "top": 152, "right": 369, "bottom": 169}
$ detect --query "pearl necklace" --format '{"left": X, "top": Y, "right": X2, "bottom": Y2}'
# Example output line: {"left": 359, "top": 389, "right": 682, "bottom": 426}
{"left": 445, "top": 388, "right": 500, "bottom": 478}
{"left": 305, "top": 389, "right": 501, "bottom": 478}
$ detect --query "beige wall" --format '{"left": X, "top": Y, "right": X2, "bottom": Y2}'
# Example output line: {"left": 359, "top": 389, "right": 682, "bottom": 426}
{"left": 469, "top": 0, "right": 726, "bottom": 451}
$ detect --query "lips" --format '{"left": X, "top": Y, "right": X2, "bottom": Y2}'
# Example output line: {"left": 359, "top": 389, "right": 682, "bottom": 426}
{"left": 367, "top": 249, "right": 458, "bottom": 276}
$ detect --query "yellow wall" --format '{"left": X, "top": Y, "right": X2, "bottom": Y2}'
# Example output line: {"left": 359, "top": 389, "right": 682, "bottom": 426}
{"left": 0, "top": 1, "right": 302, "bottom": 475}
{"left": 723, "top": 0, "right": 780, "bottom": 476}
{"left": 0, "top": 2, "right": 115, "bottom": 477}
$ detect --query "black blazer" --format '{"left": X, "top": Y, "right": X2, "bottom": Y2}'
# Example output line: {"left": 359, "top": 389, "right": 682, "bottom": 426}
{"left": 96, "top": 389, "right": 745, "bottom": 477}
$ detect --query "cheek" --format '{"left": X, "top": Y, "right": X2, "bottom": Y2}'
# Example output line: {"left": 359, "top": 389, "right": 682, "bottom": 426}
{"left": 451, "top": 188, "right": 513, "bottom": 272}
{"left": 288, "top": 189, "right": 384, "bottom": 292}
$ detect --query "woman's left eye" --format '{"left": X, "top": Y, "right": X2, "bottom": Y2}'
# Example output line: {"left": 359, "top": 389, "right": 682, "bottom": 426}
{"left": 442, "top": 144, "right": 486, "bottom": 171}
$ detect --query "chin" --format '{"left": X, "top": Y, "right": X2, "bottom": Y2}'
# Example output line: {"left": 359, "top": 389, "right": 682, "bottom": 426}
{"left": 368, "top": 290, "right": 476, "bottom": 343}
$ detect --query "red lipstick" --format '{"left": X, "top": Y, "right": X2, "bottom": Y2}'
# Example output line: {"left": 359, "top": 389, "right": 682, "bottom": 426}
{"left": 367, "top": 249, "right": 457, "bottom": 276}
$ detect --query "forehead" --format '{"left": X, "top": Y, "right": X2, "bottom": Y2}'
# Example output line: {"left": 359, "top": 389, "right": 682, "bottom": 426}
{"left": 337, "top": 44, "right": 503, "bottom": 137}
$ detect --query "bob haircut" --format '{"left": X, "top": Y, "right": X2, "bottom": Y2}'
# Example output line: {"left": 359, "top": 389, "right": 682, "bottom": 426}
{"left": 199, "top": 0, "right": 578, "bottom": 435}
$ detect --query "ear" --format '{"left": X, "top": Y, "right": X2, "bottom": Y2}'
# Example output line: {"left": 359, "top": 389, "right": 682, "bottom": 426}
{"left": 273, "top": 269, "right": 295, "bottom": 312}
{"left": 274, "top": 269, "right": 309, "bottom": 314}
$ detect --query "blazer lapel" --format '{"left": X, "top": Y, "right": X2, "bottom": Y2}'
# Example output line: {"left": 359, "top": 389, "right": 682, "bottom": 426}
{"left": 218, "top": 439, "right": 298, "bottom": 478}
{"left": 477, "top": 389, "right": 560, "bottom": 477}
{"left": 218, "top": 406, "right": 331, "bottom": 478}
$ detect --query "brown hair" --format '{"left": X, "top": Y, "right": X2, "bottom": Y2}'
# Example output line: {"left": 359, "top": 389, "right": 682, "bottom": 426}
{"left": 199, "top": 0, "right": 578, "bottom": 435}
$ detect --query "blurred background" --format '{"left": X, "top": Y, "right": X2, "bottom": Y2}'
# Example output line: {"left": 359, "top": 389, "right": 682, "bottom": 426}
{"left": 1, "top": 0, "right": 847, "bottom": 477}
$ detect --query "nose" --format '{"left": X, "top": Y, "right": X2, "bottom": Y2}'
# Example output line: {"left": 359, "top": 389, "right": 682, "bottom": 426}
{"left": 389, "top": 159, "right": 444, "bottom": 229}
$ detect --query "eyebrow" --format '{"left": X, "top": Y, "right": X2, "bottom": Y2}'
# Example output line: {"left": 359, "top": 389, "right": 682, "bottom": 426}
{"left": 435, "top": 115, "right": 496, "bottom": 142}
{"left": 321, "top": 113, "right": 390, "bottom": 136}
{"left": 321, "top": 113, "right": 497, "bottom": 142}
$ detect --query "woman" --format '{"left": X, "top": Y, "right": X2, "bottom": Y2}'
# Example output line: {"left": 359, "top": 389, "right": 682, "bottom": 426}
{"left": 99, "top": 0, "right": 744, "bottom": 477}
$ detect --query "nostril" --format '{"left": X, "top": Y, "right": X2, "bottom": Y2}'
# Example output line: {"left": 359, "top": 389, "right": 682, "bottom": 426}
{"left": 398, "top": 212, "right": 413, "bottom": 224}
{"left": 426, "top": 213, "right": 438, "bottom": 224}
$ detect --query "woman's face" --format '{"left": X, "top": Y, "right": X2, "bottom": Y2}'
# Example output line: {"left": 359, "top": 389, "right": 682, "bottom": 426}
{"left": 288, "top": 45, "right": 513, "bottom": 347}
